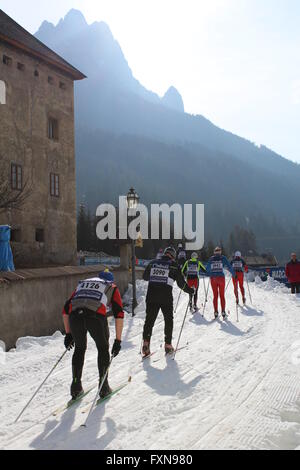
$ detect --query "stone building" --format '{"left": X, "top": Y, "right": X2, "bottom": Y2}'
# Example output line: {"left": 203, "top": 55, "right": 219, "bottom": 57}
{"left": 0, "top": 10, "right": 85, "bottom": 267}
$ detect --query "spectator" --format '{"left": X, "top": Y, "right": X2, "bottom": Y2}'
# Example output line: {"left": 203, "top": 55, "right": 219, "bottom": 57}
{"left": 285, "top": 253, "right": 300, "bottom": 294}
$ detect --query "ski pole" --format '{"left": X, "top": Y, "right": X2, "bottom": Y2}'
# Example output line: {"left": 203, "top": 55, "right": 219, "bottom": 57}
{"left": 173, "top": 299, "right": 190, "bottom": 360}
{"left": 202, "top": 278, "right": 210, "bottom": 317}
{"left": 225, "top": 277, "right": 232, "bottom": 293}
{"left": 246, "top": 277, "right": 253, "bottom": 304}
{"left": 15, "top": 349, "right": 68, "bottom": 423}
{"left": 174, "top": 288, "right": 182, "bottom": 314}
{"left": 202, "top": 276, "right": 206, "bottom": 297}
{"left": 81, "top": 355, "right": 114, "bottom": 428}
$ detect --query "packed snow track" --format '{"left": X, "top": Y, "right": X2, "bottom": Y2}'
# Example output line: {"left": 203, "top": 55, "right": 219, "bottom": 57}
{"left": 1, "top": 277, "right": 300, "bottom": 450}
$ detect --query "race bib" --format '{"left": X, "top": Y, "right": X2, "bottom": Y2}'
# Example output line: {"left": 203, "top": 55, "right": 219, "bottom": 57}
{"left": 188, "top": 264, "right": 198, "bottom": 274}
{"left": 74, "top": 280, "right": 104, "bottom": 301}
{"left": 150, "top": 266, "right": 170, "bottom": 284}
{"left": 211, "top": 261, "right": 223, "bottom": 271}
{"left": 232, "top": 261, "right": 243, "bottom": 269}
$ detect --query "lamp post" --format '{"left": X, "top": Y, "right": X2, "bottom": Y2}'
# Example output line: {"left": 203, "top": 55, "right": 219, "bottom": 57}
{"left": 127, "top": 187, "right": 140, "bottom": 317}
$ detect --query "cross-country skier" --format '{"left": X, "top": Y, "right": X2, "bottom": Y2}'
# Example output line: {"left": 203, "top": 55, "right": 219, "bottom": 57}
{"left": 142, "top": 246, "right": 194, "bottom": 356}
{"left": 62, "top": 269, "right": 124, "bottom": 400}
{"left": 285, "top": 253, "right": 300, "bottom": 294}
{"left": 206, "top": 247, "right": 235, "bottom": 319}
{"left": 231, "top": 251, "right": 248, "bottom": 305}
{"left": 182, "top": 252, "right": 207, "bottom": 311}
{"left": 177, "top": 243, "right": 187, "bottom": 269}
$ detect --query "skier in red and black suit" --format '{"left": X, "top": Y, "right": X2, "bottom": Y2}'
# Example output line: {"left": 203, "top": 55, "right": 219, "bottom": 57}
{"left": 62, "top": 270, "right": 124, "bottom": 400}
{"left": 231, "top": 251, "right": 248, "bottom": 305}
{"left": 285, "top": 253, "right": 300, "bottom": 294}
{"left": 142, "top": 246, "right": 194, "bottom": 356}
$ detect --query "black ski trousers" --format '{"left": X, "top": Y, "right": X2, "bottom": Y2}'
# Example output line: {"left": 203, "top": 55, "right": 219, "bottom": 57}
{"left": 143, "top": 302, "right": 174, "bottom": 345}
{"left": 69, "top": 310, "right": 110, "bottom": 382}
{"left": 291, "top": 283, "right": 300, "bottom": 294}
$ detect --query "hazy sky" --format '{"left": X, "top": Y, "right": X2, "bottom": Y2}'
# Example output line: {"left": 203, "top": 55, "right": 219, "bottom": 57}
{"left": 1, "top": 0, "right": 300, "bottom": 162}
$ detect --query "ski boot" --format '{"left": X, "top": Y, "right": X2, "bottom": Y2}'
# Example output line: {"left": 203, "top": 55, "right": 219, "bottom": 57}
{"left": 214, "top": 312, "right": 219, "bottom": 319}
{"left": 222, "top": 311, "right": 227, "bottom": 320}
{"left": 243, "top": 297, "right": 246, "bottom": 305}
{"left": 165, "top": 344, "right": 175, "bottom": 355}
{"left": 99, "top": 377, "right": 112, "bottom": 399}
{"left": 142, "top": 340, "right": 151, "bottom": 358}
{"left": 70, "top": 378, "right": 84, "bottom": 400}
{"left": 194, "top": 304, "right": 198, "bottom": 312}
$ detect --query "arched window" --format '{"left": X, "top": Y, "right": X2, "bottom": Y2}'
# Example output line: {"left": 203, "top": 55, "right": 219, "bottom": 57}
{"left": 0, "top": 80, "right": 6, "bottom": 104}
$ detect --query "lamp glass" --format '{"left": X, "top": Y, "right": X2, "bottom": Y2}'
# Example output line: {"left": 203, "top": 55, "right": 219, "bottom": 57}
{"left": 127, "top": 188, "right": 139, "bottom": 210}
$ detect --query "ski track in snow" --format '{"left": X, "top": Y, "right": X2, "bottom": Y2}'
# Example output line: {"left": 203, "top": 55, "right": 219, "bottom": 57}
{"left": 1, "top": 278, "right": 300, "bottom": 450}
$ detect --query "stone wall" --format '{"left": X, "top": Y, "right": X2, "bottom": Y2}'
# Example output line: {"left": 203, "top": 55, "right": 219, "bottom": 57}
{"left": 0, "top": 266, "right": 129, "bottom": 350}
{"left": 0, "top": 40, "right": 77, "bottom": 267}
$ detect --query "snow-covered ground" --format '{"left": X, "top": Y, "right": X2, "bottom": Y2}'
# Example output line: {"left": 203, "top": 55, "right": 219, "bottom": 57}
{"left": 1, "top": 277, "right": 300, "bottom": 450}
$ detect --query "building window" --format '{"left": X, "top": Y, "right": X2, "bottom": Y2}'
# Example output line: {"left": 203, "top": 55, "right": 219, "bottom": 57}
{"left": 11, "top": 229, "right": 21, "bottom": 243}
{"left": 35, "top": 228, "right": 44, "bottom": 243}
{"left": 48, "top": 76, "right": 54, "bottom": 85}
{"left": 50, "top": 173, "right": 60, "bottom": 197}
{"left": 11, "top": 164, "right": 23, "bottom": 191}
{"left": 0, "top": 80, "right": 5, "bottom": 104}
{"left": 17, "top": 62, "right": 25, "bottom": 71}
{"left": 48, "top": 118, "right": 59, "bottom": 140}
{"left": 59, "top": 81, "right": 66, "bottom": 90}
{"left": 3, "top": 55, "right": 12, "bottom": 66}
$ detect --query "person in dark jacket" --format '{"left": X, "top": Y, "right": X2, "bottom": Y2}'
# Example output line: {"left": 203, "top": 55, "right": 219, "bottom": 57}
{"left": 285, "top": 253, "right": 300, "bottom": 294}
{"left": 142, "top": 246, "right": 194, "bottom": 356}
{"left": 63, "top": 269, "right": 124, "bottom": 400}
{"left": 176, "top": 243, "right": 187, "bottom": 269}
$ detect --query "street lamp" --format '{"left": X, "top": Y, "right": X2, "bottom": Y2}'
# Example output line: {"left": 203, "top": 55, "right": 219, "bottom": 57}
{"left": 127, "top": 188, "right": 140, "bottom": 317}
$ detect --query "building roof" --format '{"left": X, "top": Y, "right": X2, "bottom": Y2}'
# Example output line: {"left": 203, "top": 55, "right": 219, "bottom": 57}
{"left": 244, "top": 255, "right": 278, "bottom": 268}
{"left": 0, "top": 9, "right": 86, "bottom": 80}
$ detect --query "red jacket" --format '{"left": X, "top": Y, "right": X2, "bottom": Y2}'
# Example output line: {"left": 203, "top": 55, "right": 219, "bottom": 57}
{"left": 285, "top": 260, "right": 300, "bottom": 284}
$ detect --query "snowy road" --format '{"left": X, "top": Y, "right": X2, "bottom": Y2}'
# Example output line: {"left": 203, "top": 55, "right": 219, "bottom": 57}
{"left": 1, "top": 277, "right": 300, "bottom": 450}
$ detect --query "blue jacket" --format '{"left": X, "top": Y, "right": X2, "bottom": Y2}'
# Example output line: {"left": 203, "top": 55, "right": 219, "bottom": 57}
{"left": 206, "top": 255, "right": 235, "bottom": 278}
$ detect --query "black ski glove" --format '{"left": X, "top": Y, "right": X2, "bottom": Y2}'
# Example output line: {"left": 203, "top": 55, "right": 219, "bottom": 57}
{"left": 111, "top": 339, "right": 122, "bottom": 357}
{"left": 64, "top": 333, "right": 74, "bottom": 351}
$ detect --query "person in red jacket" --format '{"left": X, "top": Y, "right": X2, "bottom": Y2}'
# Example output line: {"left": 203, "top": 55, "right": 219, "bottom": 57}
{"left": 285, "top": 253, "right": 300, "bottom": 294}
{"left": 62, "top": 269, "right": 124, "bottom": 400}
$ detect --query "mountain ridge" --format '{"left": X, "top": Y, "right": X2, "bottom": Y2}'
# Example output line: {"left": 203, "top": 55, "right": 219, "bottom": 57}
{"left": 35, "top": 9, "right": 300, "bottom": 258}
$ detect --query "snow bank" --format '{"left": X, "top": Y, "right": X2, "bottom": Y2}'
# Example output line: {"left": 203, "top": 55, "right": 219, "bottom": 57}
{"left": 123, "top": 280, "right": 147, "bottom": 315}
{"left": 15, "top": 331, "right": 63, "bottom": 352}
